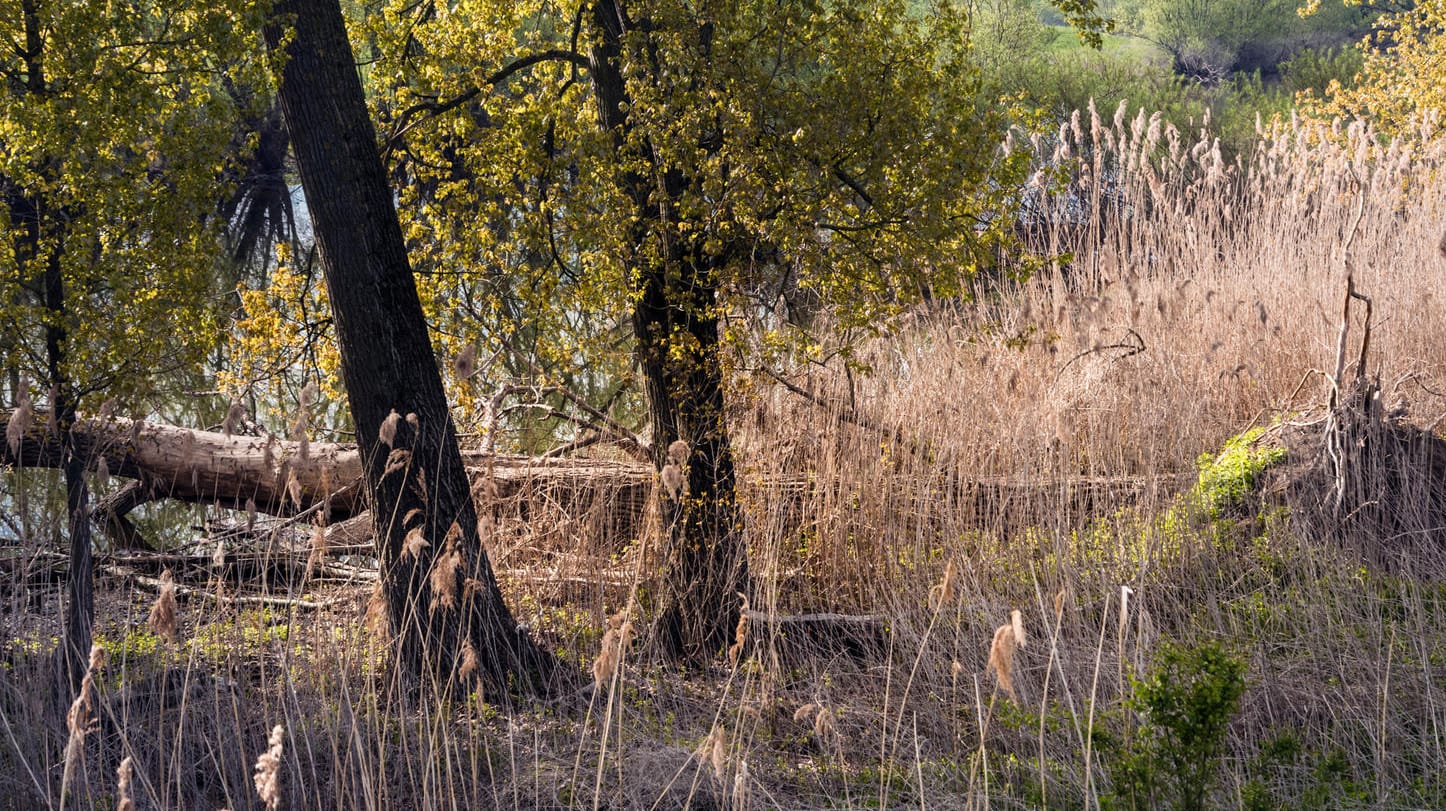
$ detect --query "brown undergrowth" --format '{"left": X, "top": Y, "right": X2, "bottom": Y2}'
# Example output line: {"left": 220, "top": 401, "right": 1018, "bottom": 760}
{"left": 2, "top": 110, "right": 1446, "bottom": 808}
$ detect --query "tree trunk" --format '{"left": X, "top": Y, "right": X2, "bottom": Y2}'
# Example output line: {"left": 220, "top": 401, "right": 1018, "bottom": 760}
{"left": 264, "top": 0, "right": 561, "bottom": 695}
{"left": 588, "top": 0, "right": 749, "bottom": 665}
{"left": 3, "top": 1, "right": 94, "bottom": 695}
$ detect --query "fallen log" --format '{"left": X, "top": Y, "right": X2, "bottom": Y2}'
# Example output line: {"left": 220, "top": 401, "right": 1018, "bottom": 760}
{"left": 2, "top": 409, "right": 656, "bottom": 548}
{"left": 2, "top": 410, "right": 1180, "bottom": 554}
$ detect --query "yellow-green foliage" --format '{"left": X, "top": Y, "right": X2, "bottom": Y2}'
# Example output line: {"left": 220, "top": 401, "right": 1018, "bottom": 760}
{"left": 0, "top": 0, "right": 266, "bottom": 409}
{"left": 1189, "top": 428, "right": 1286, "bottom": 519}
{"left": 1307, "top": 0, "right": 1446, "bottom": 135}
{"left": 340, "top": 0, "right": 1030, "bottom": 427}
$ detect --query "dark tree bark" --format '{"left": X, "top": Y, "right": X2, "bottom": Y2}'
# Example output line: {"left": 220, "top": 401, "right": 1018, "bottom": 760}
{"left": 46, "top": 253, "right": 95, "bottom": 697}
{"left": 264, "top": 0, "right": 561, "bottom": 695}
{"left": 588, "top": 0, "right": 749, "bottom": 664}
{"left": 5, "top": 0, "right": 94, "bottom": 697}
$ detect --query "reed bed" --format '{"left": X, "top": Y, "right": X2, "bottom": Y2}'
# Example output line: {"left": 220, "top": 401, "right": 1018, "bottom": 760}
{"left": 4, "top": 108, "right": 1446, "bottom": 809}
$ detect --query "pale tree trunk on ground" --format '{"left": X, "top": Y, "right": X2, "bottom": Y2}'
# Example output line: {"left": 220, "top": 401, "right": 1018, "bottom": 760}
{"left": 0, "top": 410, "right": 651, "bottom": 545}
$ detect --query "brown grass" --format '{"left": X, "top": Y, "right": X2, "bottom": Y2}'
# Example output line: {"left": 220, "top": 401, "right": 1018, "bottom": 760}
{"left": 2, "top": 109, "right": 1445, "bottom": 809}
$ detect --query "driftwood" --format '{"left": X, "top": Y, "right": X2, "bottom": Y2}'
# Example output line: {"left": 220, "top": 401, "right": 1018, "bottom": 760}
{"left": 2, "top": 411, "right": 1179, "bottom": 557}
{"left": 102, "top": 564, "right": 353, "bottom": 611}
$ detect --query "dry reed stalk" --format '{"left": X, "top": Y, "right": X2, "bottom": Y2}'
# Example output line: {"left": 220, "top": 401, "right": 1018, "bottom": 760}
{"left": 148, "top": 568, "right": 179, "bottom": 643}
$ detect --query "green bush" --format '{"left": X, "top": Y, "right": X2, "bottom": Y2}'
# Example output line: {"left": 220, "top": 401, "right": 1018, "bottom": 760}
{"left": 1109, "top": 640, "right": 1247, "bottom": 811}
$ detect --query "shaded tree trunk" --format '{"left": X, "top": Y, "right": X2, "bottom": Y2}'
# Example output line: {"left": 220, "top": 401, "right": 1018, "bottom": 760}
{"left": 3, "top": 0, "right": 94, "bottom": 696}
{"left": 264, "top": 0, "right": 561, "bottom": 695}
{"left": 588, "top": 0, "right": 749, "bottom": 664}
{"left": 47, "top": 255, "right": 94, "bottom": 697}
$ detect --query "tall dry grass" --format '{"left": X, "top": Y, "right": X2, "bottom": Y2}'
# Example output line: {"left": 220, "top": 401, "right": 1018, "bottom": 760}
{"left": 2, "top": 106, "right": 1445, "bottom": 809}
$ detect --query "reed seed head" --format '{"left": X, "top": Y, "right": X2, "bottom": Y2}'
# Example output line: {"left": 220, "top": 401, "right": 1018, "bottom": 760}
{"left": 383, "top": 448, "right": 411, "bottom": 477}
{"left": 661, "top": 462, "right": 684, "bottom": 499}
{"left": 223, "top": 400, "right": 245, "bottom": 437}
{"left": 365, "top": 582, "right": 388, "bottom": 635}
{"left": 453, "top": 344, "right": 477, "bottom": 379}
{"left": 6, "top": 401, "right": 30, "bottom": 457}
{"left": 148, "top": 569, "right": 179, "bottom": 643}
{"left": 253, "top": 724, "right": 284, "bottom": 811}
{"left": 928, "top": 558, "right": 958, "bottom": 611}
{"left": 988, "top": 611, "right": 1026, "bottom": 700}
{"left": 379, "top": 410, "right": 401, "bottom": 448}
{"left": 459, "top": 639, "right": 480, "bottom": 680}
{"left": 813, "top": 707, "right": 837, "bottom": 741}
{"left": 667, "top": 439, "right": 690, "bottom": 465}
{"left": 116, "top": 756, "right": 135, "bottom": 811}
{"left": 62, "top": 644, "right": 106, "bottom": 802}
{"left": 592, "top": 610, "right": 633, "bottom": 687}
{"left": 430, "top": 547, "right": 461, "bottom": 611}
{"left": 695, "top": 727, "right": 728, "bottom": 782}
{"left": 404, "top": 528, "right": 430, "bottom": 560}
{"left": 728, "top": 593, "right": 751, "bottom": 664}
{"left": 305, "top": 525, "right": 327, "bottom": 582}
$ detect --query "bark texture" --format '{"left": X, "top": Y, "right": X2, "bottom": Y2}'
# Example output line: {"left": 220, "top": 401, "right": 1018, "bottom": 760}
{"left": 265, "top": 0, "right": 560, "bottom": 694}
{"left": 588, "top": 0, "right": 749, "bottom": 664}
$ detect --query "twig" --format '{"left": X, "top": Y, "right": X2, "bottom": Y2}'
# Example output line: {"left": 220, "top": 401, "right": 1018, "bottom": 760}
{"left": 758, "top": 365, "right": 898, "bottom": 438}
{"left": 1054, "top": 328, "right": 1146, "bottom": 382}
{"left": 103, "top": 564, "right": 354, "bottom": 610}
{"left": 1329, "top": 168, "right": 1368, "bottom": 407}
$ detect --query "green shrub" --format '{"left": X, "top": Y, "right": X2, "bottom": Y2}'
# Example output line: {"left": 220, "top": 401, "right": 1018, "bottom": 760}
{"left": 1110, "top": 640, "right": 1247, "bottom": 811}
{"left": 1191, "top": 428, "right": 1286, "bottom": 518}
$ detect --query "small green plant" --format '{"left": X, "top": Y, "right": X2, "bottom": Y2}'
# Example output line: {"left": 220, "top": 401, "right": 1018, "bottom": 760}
{"left": 1109, "top": 640, "right": 1247, "bottom": 811}
{"left": 1191, "top": 428, "right": 1286, "bottom": 518}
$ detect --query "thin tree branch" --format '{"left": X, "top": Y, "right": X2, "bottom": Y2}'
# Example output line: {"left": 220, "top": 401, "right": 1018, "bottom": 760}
{"left": 382, "top": 49, "right": 590, "bottom": 158}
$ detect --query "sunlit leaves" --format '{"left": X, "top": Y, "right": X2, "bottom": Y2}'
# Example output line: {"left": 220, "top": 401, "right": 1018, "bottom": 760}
{"left": 358, "top": 0, "right": 1027, "bottom": 418}
{"left": 1307, "top": 1, "right": 1446, "bottom": 136}
{"left": 0, "top": 0, "right": 268, "bottom": 409}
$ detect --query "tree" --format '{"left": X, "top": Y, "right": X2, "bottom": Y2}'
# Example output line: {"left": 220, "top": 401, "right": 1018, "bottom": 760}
{"left": 1112, "top": 0, "right": 1375, "bottom": 81}
{"left": 0, "top": 0, "right": 258, "bottom": 693}
{"left": 263, "top": 0, "right": 561, "bottom": 694}
{"left": 1307, "top": 0, "right": 1446, "bottom": 133}
{"left": 363, "top": 0, "right": 1045, "bottom": 662}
